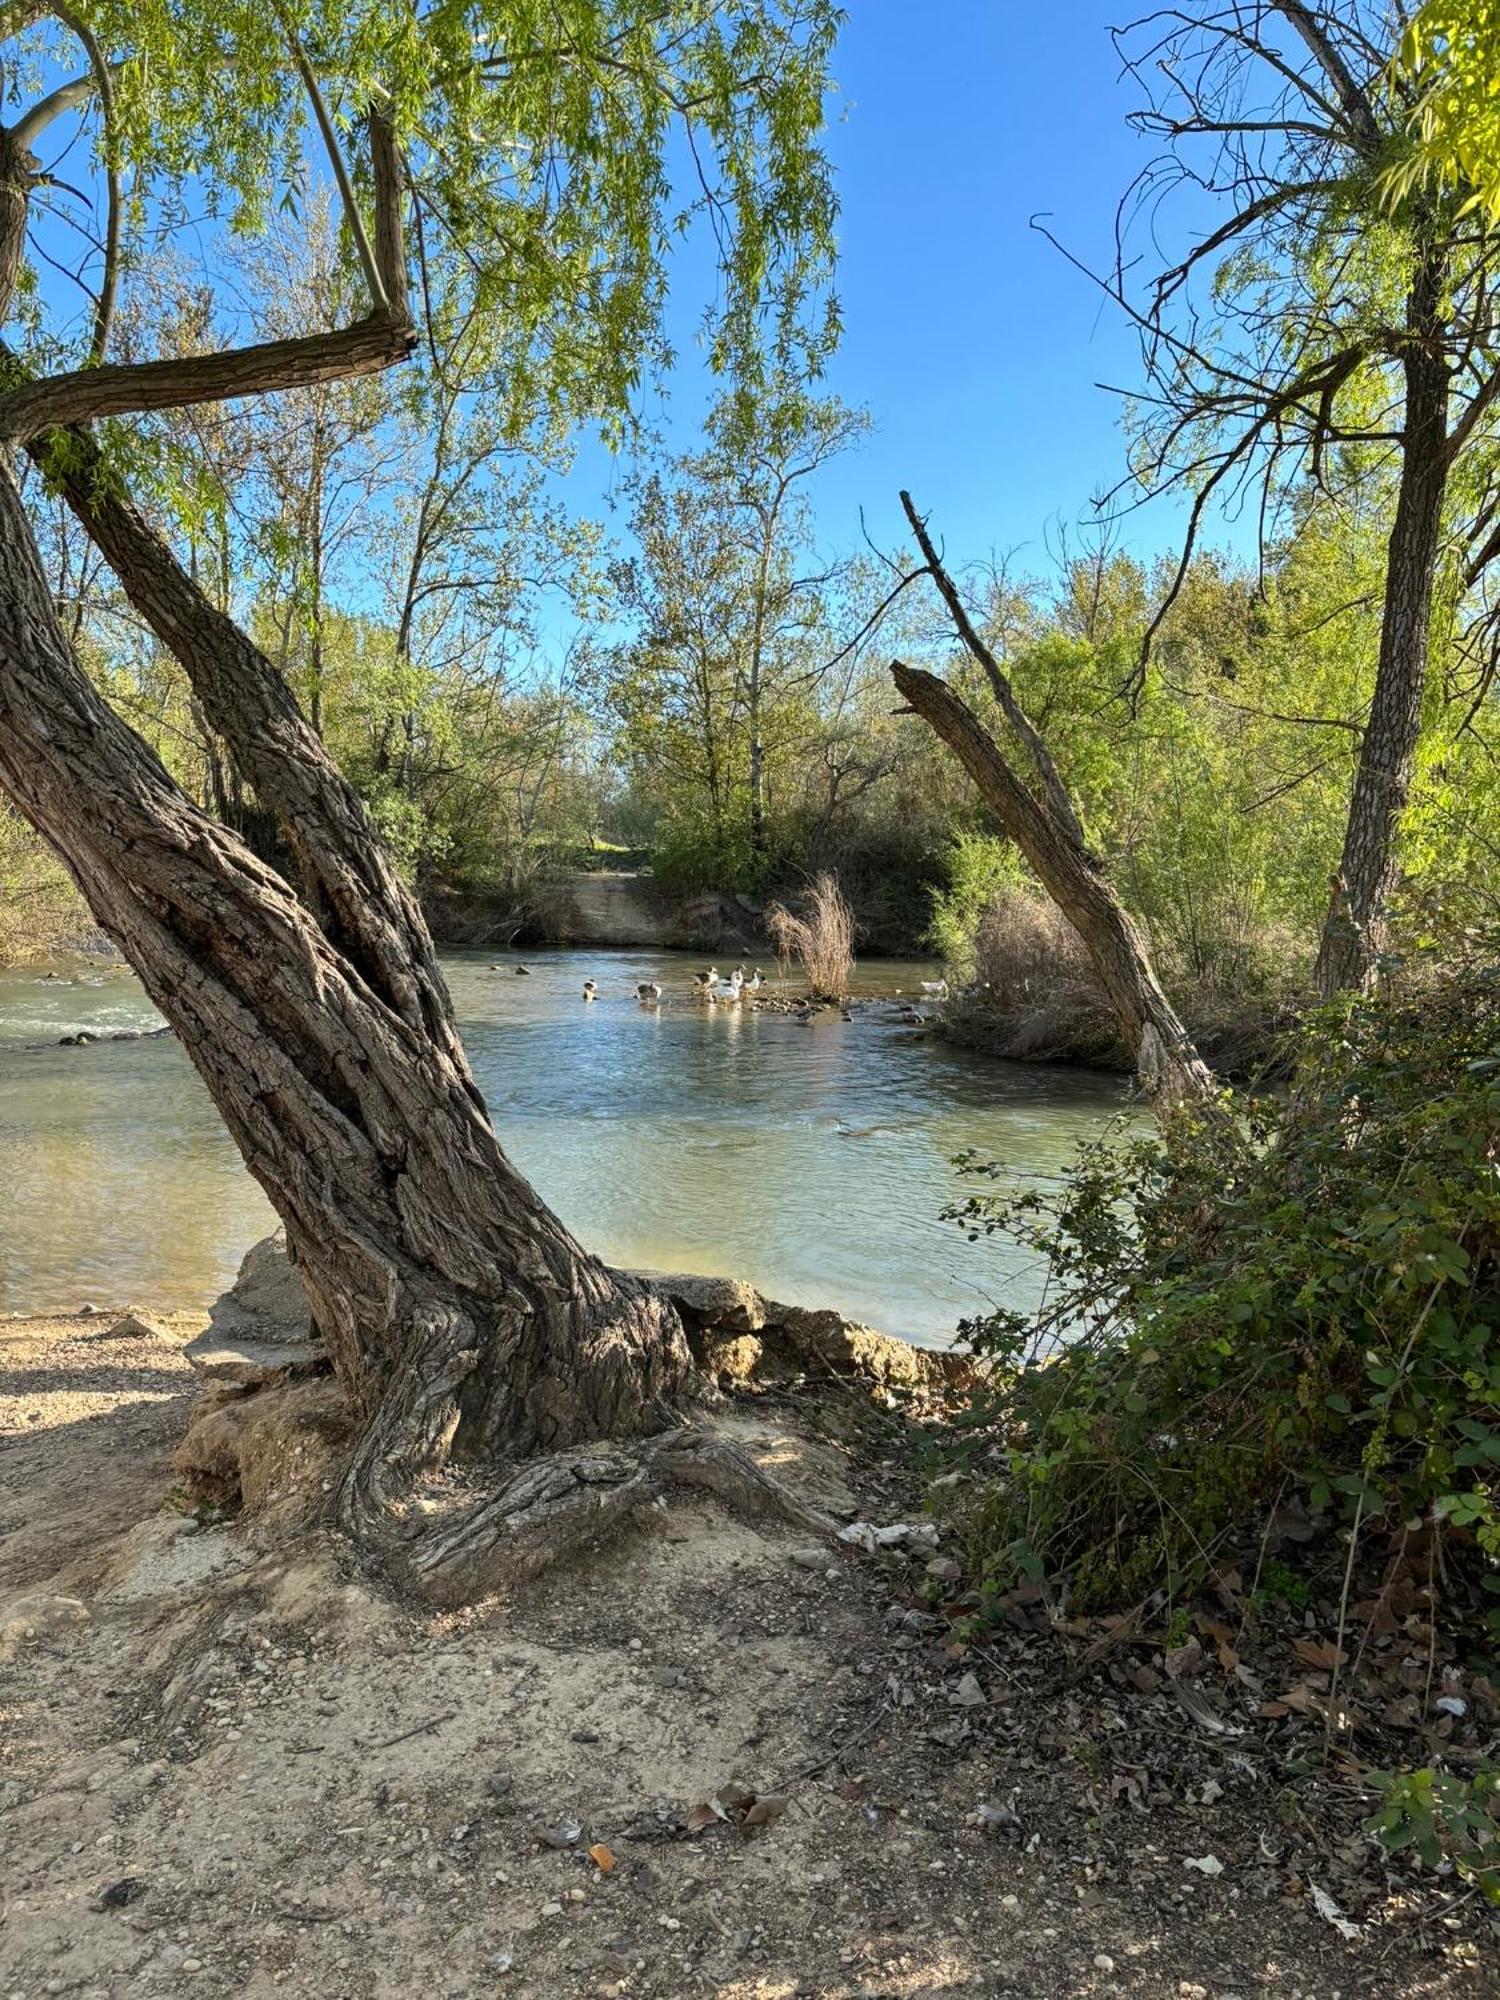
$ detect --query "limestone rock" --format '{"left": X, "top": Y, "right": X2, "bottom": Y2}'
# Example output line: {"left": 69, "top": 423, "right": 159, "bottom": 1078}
{"left": 695, "top": 1332, "right": 765, "bottom": 1386}
{"left": 638, "top": 1270, "right": 767, "bottom": 1335}
{"left": 184, "top": 1232, "right": 322, "bottom": 1384}
{"left": 764, "top": 1301, "right": 974, "bottom": 1391}
{"left": 85, "top": 1310, "right": 170, "bottom": 1343}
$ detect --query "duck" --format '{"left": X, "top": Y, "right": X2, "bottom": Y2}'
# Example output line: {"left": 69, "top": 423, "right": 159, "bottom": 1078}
{"left": 515, "top": 965, "right": 532, "bottom": 976}
{"left": 636, "top": 980, "right": 663, "bottom": 1004}
{"left": 744, "top": 968, "right": 765, "bottom": 993}
{"left": 692, "top": 966, "right": 721, "bottom": 995}
{"left": 722, "top": 968, "right": 745, "bottom": 1001}
{"left": 920, "top": 978, "right": 949, "bottom": 1000}
{"left": 582, "top": 979, "right": 598, "bottom": 1002}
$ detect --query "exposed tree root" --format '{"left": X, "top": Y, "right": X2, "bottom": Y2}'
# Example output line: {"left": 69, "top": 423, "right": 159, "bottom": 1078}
{"left": 396, "top": 1426, "right": 841, "bottom": 1606}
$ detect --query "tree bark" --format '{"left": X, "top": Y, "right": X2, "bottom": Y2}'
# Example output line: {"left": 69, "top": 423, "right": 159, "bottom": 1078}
{"left": 1313, "top": 243, "right": 1450, "bottom": 997}
{"left": 0, "top": 458, "right": 693, "bottom": 1535}
{"left": 892, "top": 660, "right": 1222, "bottom": 1110}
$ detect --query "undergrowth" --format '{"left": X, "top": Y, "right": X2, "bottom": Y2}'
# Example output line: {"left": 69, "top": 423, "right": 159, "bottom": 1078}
{"left": 941, "top": 941, "right": 1500, "bottom": 1626}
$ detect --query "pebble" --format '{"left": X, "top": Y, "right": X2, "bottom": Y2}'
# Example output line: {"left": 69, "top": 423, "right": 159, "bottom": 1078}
{"left": 1094, "top": 1955, "right": 1116, "bottom": 1975}
{"left": 540, "top": 1901, "right": 564, "bottom": 1918}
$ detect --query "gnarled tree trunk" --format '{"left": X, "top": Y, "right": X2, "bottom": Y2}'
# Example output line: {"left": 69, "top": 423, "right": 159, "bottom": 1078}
{"left": 0, "top": 74, "right": 818, "bottom": 1604}
{"left": 0, "top": 453, "right": 692, "bottom": 1541}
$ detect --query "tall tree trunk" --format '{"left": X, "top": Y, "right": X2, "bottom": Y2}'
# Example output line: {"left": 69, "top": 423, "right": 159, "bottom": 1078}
{"left": 0, "top": 459, "right": 692, "bottom": 1533}
{"left": 1313, "top": 244, "right": 1450, "bottom": 997}
{"left": 893, "top": 662, "right": 1221, "bottom": 1111}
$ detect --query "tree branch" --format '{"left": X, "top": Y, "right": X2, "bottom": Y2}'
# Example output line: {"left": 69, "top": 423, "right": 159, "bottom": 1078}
{"left": 0, "top": 313, "right": 414, "bottom": 440}
{"left": 49, "top": 4, "right": 118, "bottom": 364}
{"left": 1272, "top": 1, "right": 1381, "bottom": 156}
{"left": 0, "top": 106, "right": 412, "bottom": 441}
{"left": 899, "top": 489, "right": 1089, "bottom": 848}
{"left": 285, "top": 18, "right": 388, "bottom": 314}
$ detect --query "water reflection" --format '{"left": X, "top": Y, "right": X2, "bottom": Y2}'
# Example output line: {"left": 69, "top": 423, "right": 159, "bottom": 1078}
{"left": 0, "top": 951, "right": 1137, "bottom": 1344}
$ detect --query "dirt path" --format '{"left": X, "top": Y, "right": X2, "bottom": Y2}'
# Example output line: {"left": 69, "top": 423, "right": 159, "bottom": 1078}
{"left": 0, "top": 1318, "right": 1489, "bottom": 1998}
{"left": 559, "top": 872, "right": 671, "bottom": 948}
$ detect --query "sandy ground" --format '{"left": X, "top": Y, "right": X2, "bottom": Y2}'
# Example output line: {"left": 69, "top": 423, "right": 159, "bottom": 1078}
{"left": 0, "top": 1315, "right": 1492, "bottom": 1999}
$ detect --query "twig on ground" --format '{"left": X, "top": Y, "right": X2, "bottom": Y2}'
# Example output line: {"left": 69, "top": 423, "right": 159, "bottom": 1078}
{"left": 360, "top": 1711, "right": 457, "bottom": 1751}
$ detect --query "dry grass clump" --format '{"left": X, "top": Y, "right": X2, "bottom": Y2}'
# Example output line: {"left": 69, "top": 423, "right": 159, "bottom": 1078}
{"left": 766, "top": 870, "right": 856, "bottom": 1001}
{"left": 967, "top": 887, "right": 1118, "bottom": 1061}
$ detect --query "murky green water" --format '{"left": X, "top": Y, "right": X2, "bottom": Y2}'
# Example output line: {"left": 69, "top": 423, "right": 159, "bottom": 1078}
{"left": 0, "top": 950, "right": 1136, "bottom": 1345}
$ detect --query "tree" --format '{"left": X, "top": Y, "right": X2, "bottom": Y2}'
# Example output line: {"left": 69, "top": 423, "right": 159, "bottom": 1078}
{"left": 706, "top": 385, "right": 869, "bottom": 856}
{"left": 888, "top": 493, "right": 1224, "bottom": 1112}
{"left": 606, "top": 385, "right": 865, "bottom": 883}
{"left": 0, "top": 2, "right": 840, "bottom": 1592}
{"left": 1105, "top": 2, "right": 1500, "bottom": 995}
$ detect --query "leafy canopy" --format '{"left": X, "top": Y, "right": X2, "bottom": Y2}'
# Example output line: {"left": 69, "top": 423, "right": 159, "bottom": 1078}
{"left": 4, "top": 1, "right": 842, "bottom": 433}
{"left": 1383, "top": 0, "right": 1500, "bottom": 223}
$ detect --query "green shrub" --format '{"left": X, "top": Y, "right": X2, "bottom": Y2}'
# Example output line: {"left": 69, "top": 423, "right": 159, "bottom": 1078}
{"left": 928, "top": 832, "right": 1024, "bottom": 975}
{"left": 944, "top": 942, "right": 1500, "bottom": 1621}
{"left": 1367, "top": 1767, "right": 1500, "bottom": 1903}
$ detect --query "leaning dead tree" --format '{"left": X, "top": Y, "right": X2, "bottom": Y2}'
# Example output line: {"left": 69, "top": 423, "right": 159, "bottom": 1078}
{"left": 890, "top": 492, "right": 1223, "bottom": 1113}
{"left": 1102, "top": 3, "right": 1500, "bottom": 997}
{"left": 0, "top": 6, "right": 840, "bottom": 1595}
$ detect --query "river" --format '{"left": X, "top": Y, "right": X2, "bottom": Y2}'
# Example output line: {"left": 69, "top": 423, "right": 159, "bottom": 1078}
{"left": 0, "top": 949, "right": 1137, "bottom": 1347}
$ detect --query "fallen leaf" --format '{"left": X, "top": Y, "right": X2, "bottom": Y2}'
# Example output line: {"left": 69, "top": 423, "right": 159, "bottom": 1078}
{"left": 1170, "top": 1678, "right": 1239, "bottom": 1735}
{"left": 535, "top": 1819, "right": 583, "bottom": 1849}
{"left": 742, "top": 1793, "right": 789, "bottom": 1828}
{"left": 1292, "top": 1637, "right": 1349, "bottom": 1672}
{"left": 973, "top": 1800, "right": 1021, "bottom": 1832}
{"left": 1183, "top": 1853, "right": 1224, "bottom": 1876}
{"left": 949, "top": 1671, "right": 986, "bottom": 1708}
{"left": 587, "top": 1844, "right": 616, "bottom": 1873}
{"left": 685, "top": 1800, "right": 729, "bottom": 1832}
{"left": 1165, "top": 1636, "right": 1206, "bottom": 1681}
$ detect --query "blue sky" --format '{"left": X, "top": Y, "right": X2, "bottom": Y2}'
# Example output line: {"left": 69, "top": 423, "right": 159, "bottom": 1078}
{"left": 586, "top": 0, "right": 1215, "bottom": 578}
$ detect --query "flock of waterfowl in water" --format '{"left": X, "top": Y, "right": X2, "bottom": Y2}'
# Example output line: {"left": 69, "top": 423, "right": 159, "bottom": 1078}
{"left": 583, "top": 964, "right": 766, "bottom": 1005}
{"left": 491, "top": 961, "right": 950, "bottom": 1025}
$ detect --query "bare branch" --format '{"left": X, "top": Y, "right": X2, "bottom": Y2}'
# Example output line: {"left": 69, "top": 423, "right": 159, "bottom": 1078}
{"left": 1272, "top": 1, "right": 1381, "bottom": 156}
{"left": 50, "top": 4, "right": 118, "bottom": 363}
{"left": 899, "top": 489, "right": 1089, "bottom": 847}
{"left": 285, "top": 20, "right": 388, "bottom": 314}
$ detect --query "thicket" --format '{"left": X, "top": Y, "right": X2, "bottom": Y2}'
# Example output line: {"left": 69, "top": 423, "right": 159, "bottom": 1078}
{"left": 944, "top": 938, "right": 1500, "bottom": 1631}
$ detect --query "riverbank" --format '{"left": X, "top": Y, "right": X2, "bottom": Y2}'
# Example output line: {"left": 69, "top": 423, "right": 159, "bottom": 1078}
{"left": 4, "top": 1309, "right": 1491, "bottom": 1998}
{"left": 933, "top": 983, "right": 1295, "bottom": 1082}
